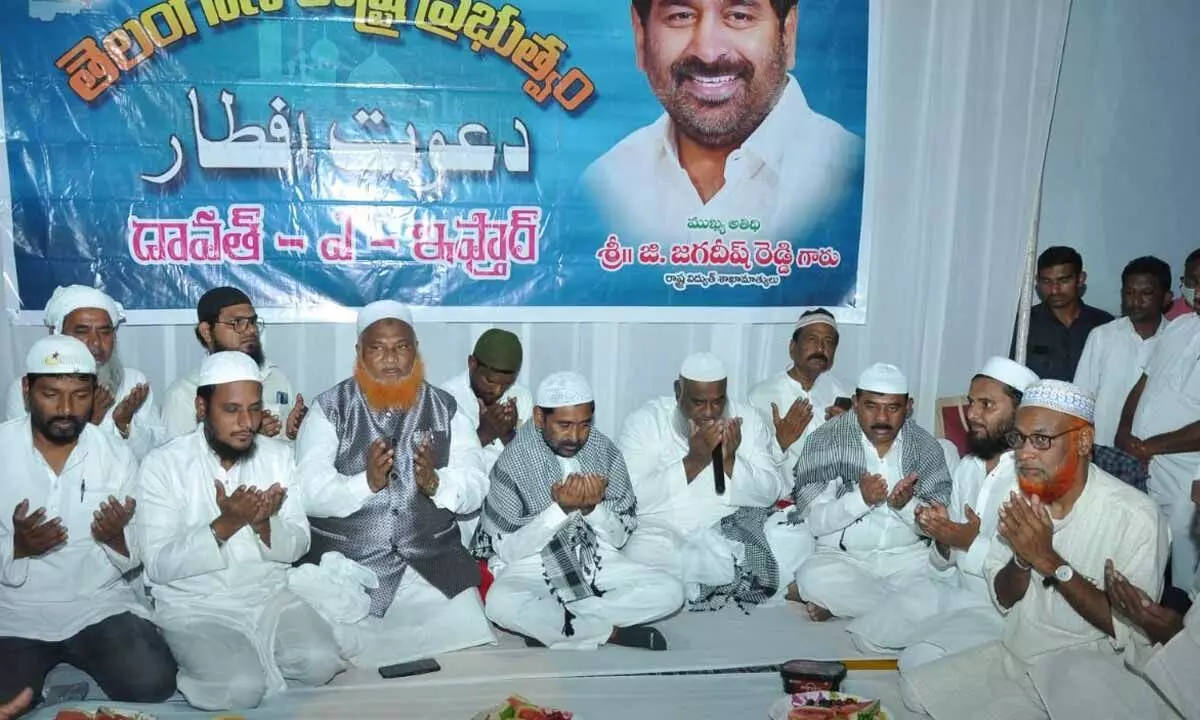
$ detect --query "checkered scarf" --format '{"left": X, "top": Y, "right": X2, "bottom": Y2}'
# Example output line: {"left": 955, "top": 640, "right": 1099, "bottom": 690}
{"left": 475, "top": 422, "right": 636, "bottom": 634}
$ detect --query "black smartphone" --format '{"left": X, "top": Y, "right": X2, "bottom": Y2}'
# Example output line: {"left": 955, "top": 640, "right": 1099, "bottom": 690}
{"left": 834, "top": 396, "right": 853, "bottom": 411}
{"left": 378, "top": 658, "right": 441, "bottom": 679}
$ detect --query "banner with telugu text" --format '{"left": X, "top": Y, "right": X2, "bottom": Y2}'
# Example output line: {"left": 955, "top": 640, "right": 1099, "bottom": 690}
{"left": 0, "top": 0, "right": 869, "bottom": 324}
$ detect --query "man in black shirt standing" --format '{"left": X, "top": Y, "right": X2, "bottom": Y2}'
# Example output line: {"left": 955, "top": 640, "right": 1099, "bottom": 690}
{"left": 1013, "top": 246, "right": 1114, "bottom": 381}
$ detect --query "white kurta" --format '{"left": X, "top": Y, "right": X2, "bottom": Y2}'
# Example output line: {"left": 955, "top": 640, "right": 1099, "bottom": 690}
{"left": 848, "top": 453, "right": 1018, "bottom": 669}
{"left": 0, "top": 420, "right": 143, "bottom": 641}
{"left": 1074, "top": 316, "right": 1163, "bottom": 446}
{"left": 792, "top": 430, "right": 934, "bottom": 619}
{"left": 134, "top": 429, "right": 344, "bottom": 710}
{"left": 292, "top": 401, "right": 495, "bottom": 665}
{"left": 1131, "top": 313, "right": 1200, "bottom": 589}
{"left": 5, "top": 367, "right": 166, "bottom": 460}
{"left": 902, "top": 465, "right": 1169, "bottom": 720}
{"left": 485, "top": 455, "right": 685, "bottom": 649}
{"left": 747, "top": 370, "right": 850, "bottom": 473}
{"left": 161, "top": 363, "right": 293, "bottom": 441}
{"left": 617, "top": 397, "right": 787, "bottom": 594}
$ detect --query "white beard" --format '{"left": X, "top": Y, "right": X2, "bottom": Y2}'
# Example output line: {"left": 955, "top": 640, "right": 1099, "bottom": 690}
{"left": 97, "top": 351, "right": 125, "bottom": 396}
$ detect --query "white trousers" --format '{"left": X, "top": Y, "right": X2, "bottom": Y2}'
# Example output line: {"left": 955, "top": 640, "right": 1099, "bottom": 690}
{"left": 160, "top": 589, "right": 346, "bottom": 711}
{"left": 794, "top": 543, "right": 930, "bottom": 619}
{"left": 1149, "top": 469, "right": 1199, "bottom": 591}
{"left": 486, "top": 549, "right": 684, "bottom": 649}
{"left": 623, "top": 522, "right": 745, "bottom": 600}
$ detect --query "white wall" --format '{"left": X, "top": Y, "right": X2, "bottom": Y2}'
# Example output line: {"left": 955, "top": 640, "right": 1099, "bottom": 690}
{"left": 1039, "top": 0, "right": 1200, "bottom": 313}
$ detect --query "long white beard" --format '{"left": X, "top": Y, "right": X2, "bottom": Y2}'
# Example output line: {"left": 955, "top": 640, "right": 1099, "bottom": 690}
{"left": 97, "top": 351, "right": 125, "bottom": 396}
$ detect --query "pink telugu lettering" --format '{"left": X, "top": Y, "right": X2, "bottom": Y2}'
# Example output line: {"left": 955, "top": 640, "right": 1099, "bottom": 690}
{"left": 409, "top": 206, "right": 541, "bottom": 279}
{"left": 128, "top": 205, "right": 264, "bottom": 265}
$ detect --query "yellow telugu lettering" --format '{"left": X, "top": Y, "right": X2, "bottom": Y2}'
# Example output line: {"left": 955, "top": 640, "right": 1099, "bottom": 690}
{"left": 354, "top": 0, "right": 406, "bottom": 39}
{"left": 413, "top": 0, "right": 472, "bottom": 42}
{"left": 140, "top": 0, "right": 198, "bottom": 48}
{"left": 511, "top": 32, "right": 564, "bottom": 81}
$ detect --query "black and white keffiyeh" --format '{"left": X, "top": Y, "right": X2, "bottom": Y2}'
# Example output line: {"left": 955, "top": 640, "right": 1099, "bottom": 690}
{"left": 474, "top": 422, "right": 637, "bottom": 633}
{"left": 690, "top": 505, "right": 779, "bottom": 612}
{"left": 788, "top": 412, "right": 952, "bottom": 521}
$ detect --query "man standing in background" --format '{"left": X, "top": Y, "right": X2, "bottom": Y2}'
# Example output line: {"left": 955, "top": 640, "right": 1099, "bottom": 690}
{"left": 1166, "top": 249, "right": 1200, "bottom": 320}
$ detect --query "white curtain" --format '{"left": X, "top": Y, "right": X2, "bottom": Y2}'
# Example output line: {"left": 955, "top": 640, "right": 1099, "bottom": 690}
{"left": 0, "top": 0, "right": 1071, "bottom": 436}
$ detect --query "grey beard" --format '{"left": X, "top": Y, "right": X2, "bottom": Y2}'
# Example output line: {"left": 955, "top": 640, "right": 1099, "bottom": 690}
{"left": 97, "top": 352, "right": 125, "bottom": 396}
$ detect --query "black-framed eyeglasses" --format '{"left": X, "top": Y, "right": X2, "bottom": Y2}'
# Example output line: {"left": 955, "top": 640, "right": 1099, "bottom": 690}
{"left": 215, "top": 317, "right": 264, "bottom": 334}
{"left": 1005, "top": 426, "right": 1081, "bottom": 451}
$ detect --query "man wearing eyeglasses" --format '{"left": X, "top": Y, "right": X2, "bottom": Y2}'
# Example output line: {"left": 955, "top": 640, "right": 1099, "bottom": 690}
{"left": 161, "top": 287, "right": 303, "bottom": 441}
{"left": 903, "top": 379, "right": 1168, "bottom": 720}
{"left": 1164, "top": 248, "right": 1200, "bottom": 321}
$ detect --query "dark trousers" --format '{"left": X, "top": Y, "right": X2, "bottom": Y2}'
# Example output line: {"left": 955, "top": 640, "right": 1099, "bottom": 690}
{"left": 0, "top": 612, "right": 177, "bottom": 711}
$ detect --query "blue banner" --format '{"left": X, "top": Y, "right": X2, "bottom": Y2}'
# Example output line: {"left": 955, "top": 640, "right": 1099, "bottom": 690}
{"left": 0, "top": 0, "right": 868, "bottom": 323}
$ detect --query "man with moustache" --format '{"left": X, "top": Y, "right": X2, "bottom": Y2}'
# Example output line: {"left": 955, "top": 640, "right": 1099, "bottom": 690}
{"left": 583, "top": 0, "right": 863, "bottom": 241}
{"left": 846, "top": 358, "right": 1039, "bottom": 671}
{"left": 161, "top": 287, "right": 305, "bottom": 442}
{"left": 294, "top": 301, "right": 495, "bottom": 667}
{"left": 619, "top": 352, "right": 787, "bottom": 609}
{"left": 749, "top": 309, "right": 850, "bottom": 474}
{"left": 5, "top": 285, "right": 165, "bottom": 459}
{"left": 775, "top": 364, "right": 952, "bottom": 621}
{"left": 902, "top": 380, "right": 1168, "bottom": 720}
{"left": 134, "top": 351, "right": 345, "bottom": 710}
{"left": 1165, "top": 248, "right": 1200, "bottom": 320}
{"left": 0, "top": 336, "right": 176, "bottom": 709}
{"left": 478, "top": 372, "right": 683, "bottom": 650}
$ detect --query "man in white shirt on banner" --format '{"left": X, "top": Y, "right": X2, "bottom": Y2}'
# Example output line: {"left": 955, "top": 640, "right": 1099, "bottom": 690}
{"left": 1116, "top": 298, "right": 1200, "bottom": 593}
{"left": 161, "top": 287, "right": 304, "bottom": 442}
{"left": 749, "top": 309, "right": 851, "bottom": 474}
{"left": 135, "top": 352, "right": 345, "bottom": 711}
{"left": 294, "top": 301, "right": 495, "bottom": 668}
{"left": 903, "top": 380, "right": 1169, "bottom": 720}
{"left": 1074, "top": 256, "right": 1171, "bottom": 446}
{"left": 620, "top": 352, "right": 787, "bottom": 608}
{"left": 583, "top": 0, "right": 863, "bottom": 242}
{"left": 779, "top": 363, "right": 953, "bottom": 621}
{"left": 0, "top": 336, "right": 176, "bottom": 708}
{"left": 846, "top": 357, "right": 1038, "bottom": 671}
{"left": 5, "top": 285, "right": 166, "bottom": 459}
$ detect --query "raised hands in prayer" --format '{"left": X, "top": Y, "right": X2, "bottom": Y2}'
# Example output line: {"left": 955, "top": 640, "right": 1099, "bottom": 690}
{"left": 90, "top": 385, "right": 116, "bottom": 425}
{"left": 0, "top": 689, "right": 31, "bottom": 720}
{"left": 413, "top": 436, "right": 439, "bottom": 498}
{"left": 1104, "top": 559, "right": 1184, "bottom": 646}
{"left": 770, "top": 398, "right": 813, "bottom": 451}
{"left": 211, "top": 482, "right": 262, "bottom": 543}
{"left": 111, "top": 382, "right": 150, "bottom": 436}
{"left": 552, "top": 473, "right": 608, "bottom": 515}
{"left": 858, "top": 472, "right": 888, "bottom": 506}
{"left": 721, "top": 417, "right": 743, "bottom": 474}
{"left": 259, "top": 410, "right": 283, "bottom": 438}
{"left": 478, "top": 397, "right": 519, "bottom": 446}
{"left": 285, "top": 394, "right": 308, "bottom": 441}
{"left": 249, "top": 483, "right": 287, "bottom": 526}
{"left": 686, "top": 418, "right": 724, "bottom": 464}
{"left": 887, "top": 472, "right": 919, "bottom": 510}
{"left": 91, "top": 495, "right": 136, "bottom": 556}
{"left": 11, "top": 499, "right": 67, "bottom": 559}
{"left": 998, "top": 492, "right": 1056, "bottom": 574}
{"left": 916, "top": 501, "right": 980, "bottom": 551}
{"left": 366, "top": 438, "right": 395, "bottom": 492}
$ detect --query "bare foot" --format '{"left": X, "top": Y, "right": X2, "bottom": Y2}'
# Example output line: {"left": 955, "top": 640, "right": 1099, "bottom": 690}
{"left": 784, "top": 582, "right": 802, "bottom": 603}
{"left": 806, "top": 602, "right": 833, "bottom": 622}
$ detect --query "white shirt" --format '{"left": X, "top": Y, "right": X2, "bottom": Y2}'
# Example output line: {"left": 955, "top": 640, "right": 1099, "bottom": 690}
{"left": 1074, "top": 316, "right": 1163, "bottom": 446}
{"left": 1132, "top": 313, "right": 1200, "bottom": 494}
{"left": 438, "top": 370, "right": 533, "bottom": 471}
{"left": 5, "top": 367, "right": 166, "bottom": 460}
{"left": 804, "top": 430, "right": 924, "bottom": 553}
{"left": 133, "top": 428, "right": 310, "bottom": 622}
{"left": 582, "top": 76, "right": 863, "bottom": 242}
{"left": 930, "top": 452, "right": 1019, "bottom": 599}
{"left": 0, "top": 419, "right": 143, "bottom": 641}
{"left": 161, "top": 363, "right": 293, "bottom": 441}
{"left": 618, "top": 397, "right": 786, "bottom": 536}
{"left": 294, "top": 399, "right": 489, "bottom": 520}
{"left": 748, "top": 370, "right": 849, "bottom": 472}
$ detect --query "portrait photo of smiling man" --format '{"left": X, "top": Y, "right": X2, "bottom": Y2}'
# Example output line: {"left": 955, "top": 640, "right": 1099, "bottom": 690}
{"left": 583, "top": 0, "right": 865, "bottom": 243}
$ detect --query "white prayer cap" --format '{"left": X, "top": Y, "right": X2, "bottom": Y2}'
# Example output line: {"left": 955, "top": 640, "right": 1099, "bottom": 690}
{"left": 1020, "top": 379, "right": 1095, "bottom": 424}
{"left": 197, "top": 351, "right": 265, "bottom": 387}
{"left": 25, "top": 335, "right": 96, "bottom": 375}
{"left": 680, "top": 352, "right": 728, "bottom": 382}
{"left": 43, "top": 285, "right": 124, "bottom": 333}
{"left": 977, "top": 356, "right": 1039, "bottom": 394}
{"left": 356, "top": 300, "right": 413, "bottom": 336}
{"left": 536, "top": 371, "right": 594, "bottom": 408}
{"left": 794, "top": 311, "right": 838, "bottom": 332}
{"left": 857, "top": 363, "right": 908, "bottom": 395}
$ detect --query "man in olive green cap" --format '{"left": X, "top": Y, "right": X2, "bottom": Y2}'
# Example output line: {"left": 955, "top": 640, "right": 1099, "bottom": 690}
{"left": 440, "top": 328, "right": 533, "bottom": 470}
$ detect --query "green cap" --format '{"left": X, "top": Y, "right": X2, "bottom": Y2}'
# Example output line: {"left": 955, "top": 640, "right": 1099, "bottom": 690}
{"left": 473, "top": 329, "right": 523, "bottom": 373}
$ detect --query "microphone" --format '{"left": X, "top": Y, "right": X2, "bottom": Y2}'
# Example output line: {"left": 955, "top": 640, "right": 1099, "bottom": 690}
{"left": 712, "top": 443, "right": 725, "bottom": 495}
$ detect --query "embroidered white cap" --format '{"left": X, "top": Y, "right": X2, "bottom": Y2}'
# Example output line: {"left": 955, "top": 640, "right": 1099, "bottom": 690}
{"left": 197, "top": 351, "right": 265, "bottom": 387}
{"left": 536, "top": 371, "right": 594, "bottom": 408}
{"left": 857, "top": 363, "right": 908, "bottom": 395}
{"left": 1021, "top": 379, "right": 1095, "bottom": 424}
{"left": 978, "top": 356, "right": 1039, "bottom": 394}
{"left": 357, "top": 300, "right": 414, "bottom": 336}
{"left": 794, "top": 311, "right": 838, "bottom": 332}
{"left": 25, "top": 335, "right": 97, "bottom": 375}
{"left": 680, "top": 352, "right": 728, "bottom": 382}
{"left": 43, "top": 285, "right": 125, "bottom": 334}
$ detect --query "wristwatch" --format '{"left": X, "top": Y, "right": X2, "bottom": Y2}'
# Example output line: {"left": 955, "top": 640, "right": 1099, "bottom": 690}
{"left": 1044, "top": 563, "right": 1074, "bottom": 587}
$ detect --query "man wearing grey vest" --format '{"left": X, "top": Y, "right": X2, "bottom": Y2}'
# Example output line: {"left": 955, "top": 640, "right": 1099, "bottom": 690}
{"left": 294, "top": 301, "right": 495, "bottom": 668}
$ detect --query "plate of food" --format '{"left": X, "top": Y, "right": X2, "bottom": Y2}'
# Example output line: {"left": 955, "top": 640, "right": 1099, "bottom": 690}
{"left": 54, "top": 709, "right": 159, "bottom": 720}
{"left": 768, "top": 691, "right": 891, "bottom": 719}
{"left": 471, "top": 694, "right": 573, "bottom": 720}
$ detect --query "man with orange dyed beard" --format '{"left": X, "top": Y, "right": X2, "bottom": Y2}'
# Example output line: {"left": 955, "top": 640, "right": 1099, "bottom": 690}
{"left": 293, "top": 301, "right": 495, "bottom": 668}
{"left": 902, "top": 380, "right": 1169, "bottom": 720}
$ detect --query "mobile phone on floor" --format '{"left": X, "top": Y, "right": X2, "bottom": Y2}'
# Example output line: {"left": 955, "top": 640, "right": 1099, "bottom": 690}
{"left": 378, "top": 658, "right": 441, "bottom": 679}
